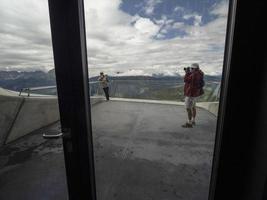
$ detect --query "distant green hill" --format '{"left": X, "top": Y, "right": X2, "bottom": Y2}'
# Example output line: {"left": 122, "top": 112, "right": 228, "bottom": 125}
{"left": 91, "top": 79, "right": 221, "bottom": 102}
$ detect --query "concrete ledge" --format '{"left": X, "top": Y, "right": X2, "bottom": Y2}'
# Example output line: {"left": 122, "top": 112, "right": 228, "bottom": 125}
{"left": 110, "top": 97, "right": 219, "bottom": 116}
{"left": 0, "top": 95, "right": 24, "bottom": 145}
{"left": 0, "top": 87, "right": 106, "bottom": 145}
{"left": 110, "top": 97, "right": 185, "bottom": 106}
{"left": 0, "top": 87, "right": 60, "bottom": 145}
{"left": 6, "top": 96, "right": 60, "bottom": 143}
{"left": 0, "top": 88, "right": 20, "bottom": 96}
{"left": 90, "top": 96, "right": 105, "bottom": 106}
{"left": 197, "top": 102, "right": 219, "bottom": 116}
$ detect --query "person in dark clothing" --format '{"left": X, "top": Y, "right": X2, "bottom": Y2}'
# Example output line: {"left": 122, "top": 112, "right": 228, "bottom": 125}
{"left": 98, "top": 72, "right": 109, "bottom": 101}
{"left": 182, "top": 63, "right": 204, "bottom": 128}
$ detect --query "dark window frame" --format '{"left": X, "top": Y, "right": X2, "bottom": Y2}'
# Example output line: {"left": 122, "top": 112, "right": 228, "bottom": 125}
{"left": 48, "top": 0, "right": 96, "bottom": 199}
{"left": 208, "top": 0, "right": 237, "bottom": 199}
{"left": 48, "top": 0, "right": 267, "bottom": 199}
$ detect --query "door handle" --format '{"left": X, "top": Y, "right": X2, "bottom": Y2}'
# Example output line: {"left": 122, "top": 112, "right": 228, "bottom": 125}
{"left": 43, "top": 128, "right": 71, "bottom": 139}
{"left": 43, "top": 131, "right": 63, "bottom": 139}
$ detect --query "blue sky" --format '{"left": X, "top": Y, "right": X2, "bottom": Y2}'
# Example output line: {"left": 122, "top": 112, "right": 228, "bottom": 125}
{"left": 120, "top": 0, "right": 220, "bottom": 40}
{"left": 0, "top": 0, "right": 229, "bottom": 76}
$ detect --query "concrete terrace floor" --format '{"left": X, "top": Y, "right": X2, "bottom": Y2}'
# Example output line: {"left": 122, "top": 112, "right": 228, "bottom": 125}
{"left": 0, "top": 100, "right": 217, "bottom": 200}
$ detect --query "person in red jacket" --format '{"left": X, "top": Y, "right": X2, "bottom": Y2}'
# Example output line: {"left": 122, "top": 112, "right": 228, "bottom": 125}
{"left": 184, "top": 67, "right": 191, "bottom": 96}
{"left": 182, "top": 63, "right": 204, "bottom": 128}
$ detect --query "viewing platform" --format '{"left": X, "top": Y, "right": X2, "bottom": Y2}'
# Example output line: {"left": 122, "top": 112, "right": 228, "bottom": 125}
{"left": 0, "top": 98, "right": 216, "bottom": 200}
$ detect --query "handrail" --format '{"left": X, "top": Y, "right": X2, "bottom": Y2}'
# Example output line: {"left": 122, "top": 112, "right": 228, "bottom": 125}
{"left": 18, "top": 80, "right": 221, "bottom": 102}
{"left": 19, "top": 86, "right": 57, "bottom": 97}
{"left": 19, "top": 81, "right": 100, "bottom": 97}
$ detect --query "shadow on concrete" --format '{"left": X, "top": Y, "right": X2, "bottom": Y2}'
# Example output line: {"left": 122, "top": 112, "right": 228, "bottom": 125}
{"left": 0, "top": 100, "right": 216, "bottom": 200}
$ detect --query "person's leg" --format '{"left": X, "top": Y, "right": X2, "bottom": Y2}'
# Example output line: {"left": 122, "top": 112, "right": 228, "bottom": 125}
{"left": 182, "top": 97, "right": 193, "bottom": 128}
{"left": 192, "top": 107, "right": 196, "bottom": 124}
{"left": 192, "top": 98, "right": 197, "bottom": 125}
{"left": 103, "top": 87, "right": 109, "bottom": 100}
{"left": 187, "top": 108, "right": 193, "bottom": 123}
{"left": 106, "top": 87, "right": 109, "bottom": 100}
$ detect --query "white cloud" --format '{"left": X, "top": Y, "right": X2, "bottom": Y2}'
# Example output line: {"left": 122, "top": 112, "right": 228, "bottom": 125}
{"left": 0, "top": 0, "right": 229, "bottom": 77}
{"left": 0, "top": 0, "right": 53, "bottom": 71}
{"left": 194, "top": 15, "right": 202, "bottom": 26}
{"left": 116, "top": 69, "right": 151, "bottom": 76}
{"left": 143, "top": 0, "right": 162, "bottom": 15}
{"left": 211, "top": 0, "right": 229, "bottom": 17}
{"left": 173, "top": 22, "right": 185, "bottom": 29}
{"left": 183, "top": 14, "right": 202, "bottom": 26}
{"left": 134, "top": 18, "right": 160, "bottom": 38}
{"left": 174, "top": 6, "right": 185, "bottom": 12}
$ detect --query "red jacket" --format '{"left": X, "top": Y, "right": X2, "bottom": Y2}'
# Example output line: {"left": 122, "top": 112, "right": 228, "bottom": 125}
{"left": 184, "top": 72, "right": 191, "bottom": 96}
{"left": 184, "top": 69, "right": 204, "bottom": 97}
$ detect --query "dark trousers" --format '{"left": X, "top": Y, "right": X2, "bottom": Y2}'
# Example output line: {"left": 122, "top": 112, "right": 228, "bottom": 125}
{"left": 103, "top": 87, "right": 109, "bottom": 100}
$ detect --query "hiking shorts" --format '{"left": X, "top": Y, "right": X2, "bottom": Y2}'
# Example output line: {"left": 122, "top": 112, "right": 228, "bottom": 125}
{"left": 185, "top": 96, "right": 197, "bottom": 109}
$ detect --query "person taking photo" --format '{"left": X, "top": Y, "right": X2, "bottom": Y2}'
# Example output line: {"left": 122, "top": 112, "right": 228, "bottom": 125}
{"left": 98, "top": 72, "right": 110, "bottom": 101}
{"left": 182, "top": 63, "right": 204, "bottom": 128}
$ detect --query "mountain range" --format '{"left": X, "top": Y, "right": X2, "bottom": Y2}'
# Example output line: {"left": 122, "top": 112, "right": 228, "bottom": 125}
{"left": 0, "top": 69, "right": 221, "bottom": 92}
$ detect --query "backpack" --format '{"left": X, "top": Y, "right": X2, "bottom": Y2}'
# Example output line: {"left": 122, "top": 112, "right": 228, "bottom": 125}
{"left": 198, "top": 77, "right": 205, "bottom": 96}
{"left": 105, "top": 75, "right": 109, "bottom": 82}
{"left": 199, "top": 78, "right": 205, "bottom": 88}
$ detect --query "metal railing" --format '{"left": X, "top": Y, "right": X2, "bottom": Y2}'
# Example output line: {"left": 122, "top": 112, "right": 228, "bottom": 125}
{"left": 105, "top": 80, "right": 221, "bottom": 102}
{"left": 19, "top": 86, "right": 57, "bottom": 97}
{"left": 19, "top": 81, "right": 101, "bottom": 97}
{"left": 19, "top": 80, "right": 221, "bottom": 102}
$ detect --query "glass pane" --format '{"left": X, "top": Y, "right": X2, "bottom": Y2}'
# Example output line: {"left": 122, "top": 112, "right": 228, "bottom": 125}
{"left": 86, "top": 0, "right": 229, "bottom": 199}
{"left": 0, "top": 1, "right": 67, "bottom": 199}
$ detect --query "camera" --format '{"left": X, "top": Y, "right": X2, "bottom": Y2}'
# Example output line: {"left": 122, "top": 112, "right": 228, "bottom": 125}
{"left": 184, "top": 67, "right": 190, "bottom": 72}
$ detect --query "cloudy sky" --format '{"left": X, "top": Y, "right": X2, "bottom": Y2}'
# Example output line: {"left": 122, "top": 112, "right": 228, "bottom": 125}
{"left": 0, "top": 0, "right": 229, "bottom": 76}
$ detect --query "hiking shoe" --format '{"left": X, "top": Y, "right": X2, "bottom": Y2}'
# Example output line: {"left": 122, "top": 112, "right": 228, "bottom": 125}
{"left": 182, "top": 123, "right": 193, "bottom": 128}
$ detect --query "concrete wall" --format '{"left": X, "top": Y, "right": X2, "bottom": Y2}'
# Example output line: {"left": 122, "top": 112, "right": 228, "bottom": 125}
{"left": 197, "top": 102, "right": 219, "bottom": 116}
{"left": 0, "top": 94, "right": 24, "bottom": 145}
{"left": 5, "top": 96, "right": 60, "bottom": 143}
{"left": 0, "top": 88, "right": 59, "bottom": 145}
{"left": 0, "top": 88, "right": 105, "bottom": 146}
